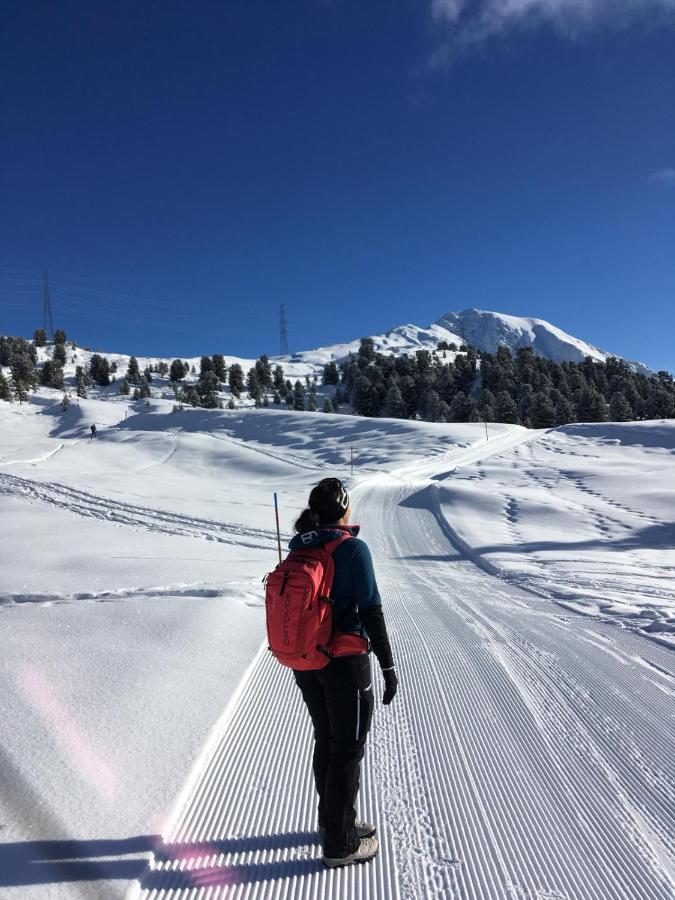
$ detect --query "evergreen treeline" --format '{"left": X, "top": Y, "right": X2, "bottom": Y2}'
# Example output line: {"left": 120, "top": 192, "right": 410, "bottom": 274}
{"left": 327, "top": 339, "right": 675, "bottom": 427}
{"left": 2, "top": 330, "right": 673, "bottom": 428}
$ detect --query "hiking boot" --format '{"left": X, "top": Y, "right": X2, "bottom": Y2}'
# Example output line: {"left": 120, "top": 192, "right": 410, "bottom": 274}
{"left": 322, "top": 835, "right": 379, "bottom": 868}
{"left": 319, "top": 819, "right": 376, "bottom": 842}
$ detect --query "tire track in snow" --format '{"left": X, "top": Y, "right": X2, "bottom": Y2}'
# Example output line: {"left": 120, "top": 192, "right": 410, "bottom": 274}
{"left": 0, "top": 472, "right": 281, "bottom": 550}
{"left": 208, "top": 431, "right": 324, "bottom": 473}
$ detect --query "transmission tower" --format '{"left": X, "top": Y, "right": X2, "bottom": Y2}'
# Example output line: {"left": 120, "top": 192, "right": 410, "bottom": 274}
{"left": 43, "top": 270, "right": 54, "bottom": 340}
{"left": 279, "top": 303, "right": 289, "bottom": 356}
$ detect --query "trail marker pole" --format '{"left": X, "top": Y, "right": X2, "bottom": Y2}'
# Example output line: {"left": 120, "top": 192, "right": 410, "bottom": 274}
{"left": 273, "top": 492, "right": 282, "bottom": 563}
{"left": 484, "top": 418, "right": 489, "bottom": 441}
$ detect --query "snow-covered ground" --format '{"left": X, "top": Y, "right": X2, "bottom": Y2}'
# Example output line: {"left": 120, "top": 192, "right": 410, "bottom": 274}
{"left": 1, "top": 393, "right": 673, "bottom": 899}
{"left": 433, "top": 421, "right": 675, "bottom": 647}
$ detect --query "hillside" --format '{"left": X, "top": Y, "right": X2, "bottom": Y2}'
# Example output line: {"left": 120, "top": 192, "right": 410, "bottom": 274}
{"left": 0, "top": 396, "right": 673, "bottom": 899}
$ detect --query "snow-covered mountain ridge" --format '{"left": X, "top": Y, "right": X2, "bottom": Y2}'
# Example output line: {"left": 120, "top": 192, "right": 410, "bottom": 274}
{"left": 288, "top": 308, "right": 651, "bottom": 373}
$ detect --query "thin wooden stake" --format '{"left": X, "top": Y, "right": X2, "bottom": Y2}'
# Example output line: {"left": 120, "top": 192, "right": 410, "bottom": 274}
{"left": 273, "top": 492, "right": 282, "bottom": 563}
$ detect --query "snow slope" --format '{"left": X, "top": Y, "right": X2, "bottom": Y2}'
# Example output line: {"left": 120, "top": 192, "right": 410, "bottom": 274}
{"left": 279, "top": 308, "right": 649, "bottom": 372}
{"left": 435, "top": 309, "right": 651, "bottom": 369}
{"left": 1, "top": 395, "right": 674, "bottom": 899}
{"left": 433, "top": 421, "right": 675, "bottom": 647}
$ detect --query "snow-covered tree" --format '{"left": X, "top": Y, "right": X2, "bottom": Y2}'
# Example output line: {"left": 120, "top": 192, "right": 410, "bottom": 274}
{"left": 75, "top": 366, "right": 88, "bottom": 399}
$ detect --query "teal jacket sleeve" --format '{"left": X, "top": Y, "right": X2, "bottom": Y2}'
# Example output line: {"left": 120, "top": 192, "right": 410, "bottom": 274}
{"left": 350, "top": 539, "right": 382, "bottom": 611}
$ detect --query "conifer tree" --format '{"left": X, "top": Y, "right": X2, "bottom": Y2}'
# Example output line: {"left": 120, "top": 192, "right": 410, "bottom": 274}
{"left": 10, "top": 353, "right": 36, "bottom": 392}
{"left": 126, "top": 356, "right": 141, "bottom": 384}
{"left": 495, "top": 391, "right": 519, "bottom": 424}
{"left": 33, "top": 328, "right": 47, "bottom": 347}
{"left": 352, "top": 375, "right": 379, "bottom": 416}
{"left": 213, "top": 354, "right": 227, "bottom": 381}
{"left": 273, "top": 365, "right": 285, "bottom": 392}
{"left": 383, "top": 382, "right": 407, "bottom": 419}
{"left": 119, "top": 378, "right": 130, "bottom": 395}
{"left": 247, "top": 368, "right": 262, "bottom": 401}
{"left": 307, "top": 392, "right": 317, "bottom": 412}
{"left": 322, "top": 361, "right": 339, "bottom": 385}
{"left": 40, "top": 360, "right": 65, "bottom": 389}
{"left": 323, "top": 398, "right": 334, "bottom": 413}
{"left": 228, "top": 364, "right": 244, "bottom": 398}
{"left": 531, "top": 392, "right": 557, "bottom": 428}
{"left": 75, "top": 366, "right": 88, "bottom": 399}
{"left": 0, "top": 370, "right": 12, "bottom": 402}
{"left": 198, "top": 371, "right": 220, "bottom": 408}
{"left": 255, "top": 355, "right": 273, "bottom": 390}
{"left": 423, "top": 389, "right": 442, "bottom": 422}
{"left": 609, "top": 391, "right": 632, "bottom": 422}
{"left": 293, "top": 380, "right": 305, "bottom": 411}
{"left": 54, "top": 329, "right": 67, "bottom": 345}
{"left": 53, "top": 343, "right": 66, "bottom": 366}
{"left": 554, "top": 397, "right": 576, "bottom": 425}
{"left": 13, "top": 378, "right": 29, "bottom": 403}
{"left": 200, "top": 355, "right": 215, "bottom": 377}
{"left": 169, "top": 359, "right": 186, "bottom": 381}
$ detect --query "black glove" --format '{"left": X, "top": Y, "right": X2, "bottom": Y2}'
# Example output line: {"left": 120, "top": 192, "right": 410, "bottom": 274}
{"left": 382, "top": 668, "right": 398, "bottom": 705}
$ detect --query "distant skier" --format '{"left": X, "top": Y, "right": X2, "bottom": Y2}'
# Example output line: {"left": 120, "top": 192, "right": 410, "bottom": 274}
{"left": 285, "top": 478, "right": 397, "bottom": 868}
{"left": 90, "top": 424, "right": 97, "bottom": 439}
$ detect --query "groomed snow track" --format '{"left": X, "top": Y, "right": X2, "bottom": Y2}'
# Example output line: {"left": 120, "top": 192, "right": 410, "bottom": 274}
{"left": 130, "top": 435, "right": 675, "bottom": 900}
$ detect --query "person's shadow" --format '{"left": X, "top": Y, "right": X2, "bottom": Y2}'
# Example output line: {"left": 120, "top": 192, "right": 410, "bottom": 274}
{"left": 0, "top": 831, "right": 324, "bottom": 889}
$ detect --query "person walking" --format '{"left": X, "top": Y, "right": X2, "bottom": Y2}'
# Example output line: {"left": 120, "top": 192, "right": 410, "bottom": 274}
{"left": 90, "top": 423, "right": 97, "bottom": 439}
{"left": 289, "top": 477, "right": 398, "bottom": 868}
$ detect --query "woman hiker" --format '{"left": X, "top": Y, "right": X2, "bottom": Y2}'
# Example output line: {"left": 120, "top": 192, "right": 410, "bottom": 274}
{"left": 290, "top": 477, "right": 398, "bottom": 868}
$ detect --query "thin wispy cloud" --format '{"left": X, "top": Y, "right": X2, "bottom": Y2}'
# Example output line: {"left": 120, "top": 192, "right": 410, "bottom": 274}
{"left": 428, "top": 0, "right": 675, "bottom": 66}
{"left": 648, "top": 168, "right": 675, "bottom": 187}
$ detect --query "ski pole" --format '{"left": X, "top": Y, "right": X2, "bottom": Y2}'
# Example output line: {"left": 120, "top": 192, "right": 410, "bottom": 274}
{"left": 350, "top": 446, "right": 354, "bottom": 477}
{"left": 273, "top": 492, "right": 282, "bottom": 563}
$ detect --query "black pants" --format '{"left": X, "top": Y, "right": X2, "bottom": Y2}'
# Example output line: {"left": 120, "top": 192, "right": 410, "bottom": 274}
{"left": 293, "top": 654, "right": 374, "bottom": 857}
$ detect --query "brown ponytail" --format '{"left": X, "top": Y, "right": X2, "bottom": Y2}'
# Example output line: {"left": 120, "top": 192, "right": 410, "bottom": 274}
{"left": 294, "top": 508, "right": 321, "bottom": 533}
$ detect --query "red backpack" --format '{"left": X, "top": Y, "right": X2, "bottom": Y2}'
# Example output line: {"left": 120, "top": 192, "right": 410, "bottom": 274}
{"left": 265, "top": 533, "right": 368, "bottom": 670}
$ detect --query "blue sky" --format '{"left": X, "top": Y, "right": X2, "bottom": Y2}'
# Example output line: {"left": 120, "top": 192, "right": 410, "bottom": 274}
{"left": 1, "top": 0, "right": 674, "bottom": 370}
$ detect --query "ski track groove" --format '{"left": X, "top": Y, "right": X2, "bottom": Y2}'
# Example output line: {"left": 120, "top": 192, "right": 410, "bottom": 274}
{"left": 393, "top": 486, "right": 675, "bottom": 898}
{"left": 0, "top": 472, "right": 280, "bottom": 550}
{"left": 129, "top": 432, "right": 675, "bottom": 900}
